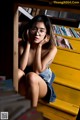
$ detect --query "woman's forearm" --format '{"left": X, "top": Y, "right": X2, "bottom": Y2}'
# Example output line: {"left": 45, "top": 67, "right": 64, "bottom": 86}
{"left": 33, "top": 44, "right": 43, "bottom": 73}
{"left": 20, "top": 42, "right": 30, "bottom": 70}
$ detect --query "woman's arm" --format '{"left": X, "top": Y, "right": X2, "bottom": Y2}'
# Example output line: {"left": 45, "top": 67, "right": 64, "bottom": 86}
{"left": 33, "top": 38, "right": 57, "bottom": 74}
{"left": 19, "top": 41, "right": 30, "bottom": 70}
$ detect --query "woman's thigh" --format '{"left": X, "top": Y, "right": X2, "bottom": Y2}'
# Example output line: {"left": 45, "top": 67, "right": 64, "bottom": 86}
{"left": 39, "top": 76, "right": 48, "bottom": 98}
{"left": 18, "top": 69, "right": 26, "bottom": 96}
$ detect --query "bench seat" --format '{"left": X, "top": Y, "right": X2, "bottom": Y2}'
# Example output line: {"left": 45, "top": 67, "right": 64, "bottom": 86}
{"left": 37, "top": 98, "right": 79, "bottom": 120}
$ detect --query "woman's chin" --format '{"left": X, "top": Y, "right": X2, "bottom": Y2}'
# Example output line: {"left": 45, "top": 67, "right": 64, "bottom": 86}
{"left": 34, "top": 40, "right": 40, "bottom": 44}
{"left": 34, "top": 39, "right": 43, "bottom": 44}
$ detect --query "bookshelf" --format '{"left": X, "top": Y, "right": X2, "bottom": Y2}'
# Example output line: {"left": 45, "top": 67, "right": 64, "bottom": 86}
{"left": 43, "top": 9, "right": 80, "bottom": 51}
{"left": 45, "top": 10, "right": 80, "bottom": 27}
{"left": 18, "top": 7, "right": 80, "bottom": 51}
{"left": 52, "top": 24, "right": 80, "bottom": 39}
{"left": 18, "top": 7, "right": 33, "bottom": 19}
{"left": 51, "top": 24, "right": 80, "bottom": 51}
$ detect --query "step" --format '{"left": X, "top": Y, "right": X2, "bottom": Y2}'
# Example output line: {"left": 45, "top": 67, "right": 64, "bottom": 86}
{"left": 54, "top": 76, "right": 80, "bottom": 90}
{"left": 40, "top": 99, "right": 79, "bottom": 115}
{"left": 53, "top": 82, "right": 80, "bottom": 106}
{"left": 69, "top": 38, "right": 80, "bottom": 52}
{"left": 50, "top": 63, "right": 80, "bottom": 86}
{"left": 53, "top": 48, "right": 80, "bottom": 70}
{"left": 37, "top": 99, "right": 79, "bottom": 120}
{"left": 54, "top": 33, "right": 80, "bottom": 41}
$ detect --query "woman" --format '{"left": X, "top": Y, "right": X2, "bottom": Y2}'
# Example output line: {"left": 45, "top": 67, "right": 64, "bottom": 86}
{"left": 18, "top": 15, "right": 57, "bottom": 107}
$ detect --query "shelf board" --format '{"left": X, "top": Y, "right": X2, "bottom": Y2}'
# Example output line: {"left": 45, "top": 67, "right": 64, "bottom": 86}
{"left": 18, "top": 7, "right": 33, "bottom": 20}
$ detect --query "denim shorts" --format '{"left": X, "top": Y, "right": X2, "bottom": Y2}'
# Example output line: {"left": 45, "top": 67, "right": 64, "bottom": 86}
{"left": 39, "top": 68, "right": 56, "bottom": 103}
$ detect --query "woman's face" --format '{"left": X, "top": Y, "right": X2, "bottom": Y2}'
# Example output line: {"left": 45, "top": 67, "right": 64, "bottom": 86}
{"left": 30, "top": 22, "right": 47, "bottom": 44}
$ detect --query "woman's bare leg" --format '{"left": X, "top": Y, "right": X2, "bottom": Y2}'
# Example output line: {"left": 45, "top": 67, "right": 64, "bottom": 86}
{"left": 14, "top": 69, "right": 24, "bottom": 92}
{"left": 18, "top": 69, "right": 26, "bottom": 96}
{"left": 26, "top": 72, "right": 48, "bottom": 107}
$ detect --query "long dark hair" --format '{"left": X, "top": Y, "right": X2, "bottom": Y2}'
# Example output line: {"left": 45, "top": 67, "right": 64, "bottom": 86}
{"left": 22, "top": 15, "right": 56, "bottom": 48}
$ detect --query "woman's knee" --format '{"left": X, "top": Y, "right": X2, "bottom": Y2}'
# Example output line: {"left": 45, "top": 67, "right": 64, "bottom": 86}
{"left": 26, "top": 72, "right": 38, "bottom": 85}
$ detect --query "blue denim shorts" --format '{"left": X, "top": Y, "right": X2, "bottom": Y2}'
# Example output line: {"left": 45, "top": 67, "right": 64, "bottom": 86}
{"left": 39, "top": 68, "right": 56, "bottom": 103}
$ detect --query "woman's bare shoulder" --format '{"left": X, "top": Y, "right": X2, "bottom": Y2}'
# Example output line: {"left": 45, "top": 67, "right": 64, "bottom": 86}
{"left": 51, "top": 44, "right": 57, "bottom": 50}
{"left": 18, "top": 41, "right": 25, "bottom": 55}
{"left": 49, "top": 45, "right": 57, "bottom": 55}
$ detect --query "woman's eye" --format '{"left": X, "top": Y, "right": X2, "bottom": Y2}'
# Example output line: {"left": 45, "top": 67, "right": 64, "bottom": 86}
{"left": 34, "top": 28, "right": 37, "bottom": 30}
{"left": 40, "top": 30, "right": 45, "bottom": 33}
{"left": 31, "top": 28, "right": 36, "bottom": 31}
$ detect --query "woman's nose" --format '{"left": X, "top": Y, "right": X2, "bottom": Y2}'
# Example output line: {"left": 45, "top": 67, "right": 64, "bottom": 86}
{"left": 36, "top": 30, "right": 40, "bottom": 35}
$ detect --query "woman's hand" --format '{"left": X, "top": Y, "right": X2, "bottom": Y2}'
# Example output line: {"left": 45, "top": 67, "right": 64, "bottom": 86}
{"left": 39, "top": 35, "right": 50, "bottom": 46}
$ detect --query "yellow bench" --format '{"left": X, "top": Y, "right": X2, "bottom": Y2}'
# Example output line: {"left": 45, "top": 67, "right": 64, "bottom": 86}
{"left": 37, "top": 47, "right": 80, "bottom": 120}
{"left": 69, "top": 38, "right": 80, "bottom": 52}
{"left": 38, "top": 99, "right": 79, "bottom": 120}
{"left": 51, "top": 47, "right": 80, "bottom": 106}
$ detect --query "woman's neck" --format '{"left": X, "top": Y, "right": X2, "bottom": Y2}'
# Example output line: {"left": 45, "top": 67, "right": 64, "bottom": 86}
{"left": 31, "top": 43, "right": 38, "bottom": 49}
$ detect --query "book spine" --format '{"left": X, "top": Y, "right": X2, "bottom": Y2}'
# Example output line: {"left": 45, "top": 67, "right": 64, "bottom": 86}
{"left": 76, "top": 31, "right": 80, "bottom": 37}
{"left": 70, "top": 28, "right": 79, "bottom": 38}
{"left": 64, "top": 27, "right": 72, "bottom": 37}
{"left": 61, "top": 26, "right": 67, "bottom": 36}
{"left": 52, "top": 25, "right": 56, "bottom": 34}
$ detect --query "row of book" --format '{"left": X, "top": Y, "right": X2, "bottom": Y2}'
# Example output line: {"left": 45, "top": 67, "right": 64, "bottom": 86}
{"left": 22, "top": 7, "right": 40, "bottom": 17}
{"left": 52, "top": 24, "right": 80, "bottom": 38}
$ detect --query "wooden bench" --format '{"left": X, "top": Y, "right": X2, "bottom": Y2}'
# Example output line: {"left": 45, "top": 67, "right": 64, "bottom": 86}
{"left": 38, "top": 99, "right": 79, "bottom": 120}
{"left": 69, "top": 38, "right": 80, "bottom": 52}
{"left": 51, "top": 47, "right": 80, "bottom": 107}
{"left": 37, "top": 47, "right": 80, "bottom": 120}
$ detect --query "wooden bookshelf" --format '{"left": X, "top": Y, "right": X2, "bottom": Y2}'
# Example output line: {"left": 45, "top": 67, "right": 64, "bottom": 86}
{"left": 47, "top": 15, "right": 80, "bottom": 28}
{"left": 51, "top": 24, "right": 80, "bottom": 52}
{"left": 52, "top": 24, "right": 80, "bottom": 39}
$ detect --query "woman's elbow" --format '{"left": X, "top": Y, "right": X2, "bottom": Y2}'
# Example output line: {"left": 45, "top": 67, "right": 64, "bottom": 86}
{"left": 34, "top": 68, "right": 44, "bottom": 74}
{"left": 54, "top": 46, "right": 57, "bottom": 55}
{"left": 19, "top": 65, "right": 25, "bottom": 71}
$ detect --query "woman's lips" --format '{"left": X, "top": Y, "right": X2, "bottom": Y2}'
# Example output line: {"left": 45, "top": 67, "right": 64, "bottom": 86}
{"left": 34, "top": 36, "right": 39, "bottom": 40}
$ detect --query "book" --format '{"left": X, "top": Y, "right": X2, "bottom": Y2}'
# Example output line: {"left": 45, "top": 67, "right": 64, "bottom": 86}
{"left": 56, "top": 35, "right": 73, "bottom": 49}
{"left": 70, "top": 28, "right": 79, "bottom": 38}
